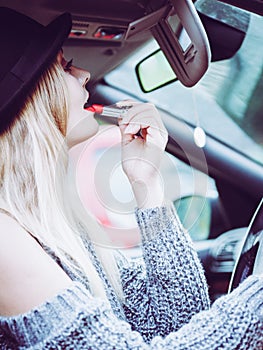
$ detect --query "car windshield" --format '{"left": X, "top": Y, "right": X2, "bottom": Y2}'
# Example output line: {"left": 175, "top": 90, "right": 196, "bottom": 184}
{"left": 104, "top": 4, "right": 263, "bottom": 166}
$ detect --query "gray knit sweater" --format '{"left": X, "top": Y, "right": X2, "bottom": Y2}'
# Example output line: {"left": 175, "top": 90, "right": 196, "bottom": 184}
{"left": 0, "top": 204, "right": 263, "bottom": 349}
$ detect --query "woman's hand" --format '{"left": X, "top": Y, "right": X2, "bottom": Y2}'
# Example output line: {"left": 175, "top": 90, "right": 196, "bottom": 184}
{"left": 118, "top": 101, "right": 168, "bottom": 208}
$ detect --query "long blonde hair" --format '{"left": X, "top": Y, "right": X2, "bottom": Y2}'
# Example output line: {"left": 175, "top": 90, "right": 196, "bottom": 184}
{"left": 0, "top": 60, "right": 123, "bottom": 300}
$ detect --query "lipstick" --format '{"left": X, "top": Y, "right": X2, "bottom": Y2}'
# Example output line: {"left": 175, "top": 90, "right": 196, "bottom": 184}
{"left": 86, "top": 103, "right": 143, "bottom": 137}
{"left": 85, "top": 104, "right": 130, "bottom": 118}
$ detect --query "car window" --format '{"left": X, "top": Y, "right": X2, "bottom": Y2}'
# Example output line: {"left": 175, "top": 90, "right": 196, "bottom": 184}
{"left": 104, "top": 7, "right": 263, "bottom": 166}
{"left": 164, "top": 153, "right": 216, "bottom": 241}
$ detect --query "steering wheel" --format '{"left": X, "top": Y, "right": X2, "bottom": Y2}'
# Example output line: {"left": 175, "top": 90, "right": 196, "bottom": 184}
{"left": 228, "top": 198, "right": 263, "bottom": 293}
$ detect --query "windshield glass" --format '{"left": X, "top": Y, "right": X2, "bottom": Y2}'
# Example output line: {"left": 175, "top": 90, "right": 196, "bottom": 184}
{"left": 105, "top": 7, "right": 263, "bottom": 165}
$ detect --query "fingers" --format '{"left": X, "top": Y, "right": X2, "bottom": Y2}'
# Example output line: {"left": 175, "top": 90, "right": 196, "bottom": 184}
{"left": 115, "top": 99, "right": 140, "bottom": 108}
{"left": 118, "top": 123, "right": 134, "bottom": 146}
{"left": 119, "top": 121, "right": 168, "bottom": 151}
{"left": 119, "top": 103, "right": 163, "bottom": 127}
{"left": 118, "top": 102, "right": 166, "bottom": 133}
{"left": 146, "top": 124, "right": 168, "bottom": 148}
{"left": 118, "top": 101, "right": 168, "bottom": 148}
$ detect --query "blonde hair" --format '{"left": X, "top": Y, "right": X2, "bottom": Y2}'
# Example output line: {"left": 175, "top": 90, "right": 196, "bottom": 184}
{"left": 0, "top": 60, "right": 123, "bottom": 300}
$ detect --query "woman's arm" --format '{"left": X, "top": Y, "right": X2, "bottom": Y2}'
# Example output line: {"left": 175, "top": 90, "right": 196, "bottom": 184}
{"left": 117, "top": 102, "right": 209, "bottom": 339}
{"left": 1, "top": 276, "right": 262, "bottom": 349}
{"left": 119, "top": 202, "right": 210, "bottom": 341}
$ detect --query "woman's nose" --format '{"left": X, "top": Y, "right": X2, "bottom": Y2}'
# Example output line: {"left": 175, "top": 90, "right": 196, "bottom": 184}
{"left": 72, "top": 66, "right": 91, "bottom": 87}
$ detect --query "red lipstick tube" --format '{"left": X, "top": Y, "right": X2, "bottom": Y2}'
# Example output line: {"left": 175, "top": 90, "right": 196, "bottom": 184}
{"left": 85, "top": 104, "right": 130, "bottom": 118}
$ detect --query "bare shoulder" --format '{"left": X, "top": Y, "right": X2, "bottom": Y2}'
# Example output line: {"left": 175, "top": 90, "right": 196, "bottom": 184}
{"left": 0, "top": 212, "right": 71, "bottom": 317}
{"left": 0, "top": 211, "right": 31, "bottom": 253}
{"left": 0, "top": 211, "right": 41, "bottom": 262}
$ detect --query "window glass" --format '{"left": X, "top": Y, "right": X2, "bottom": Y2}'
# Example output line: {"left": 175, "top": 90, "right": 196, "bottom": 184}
{"left": 166, "top": 153, "right": 216, "bottom": 241}
{"left": 105, "top": 10, "right": 263, "bottom": 165}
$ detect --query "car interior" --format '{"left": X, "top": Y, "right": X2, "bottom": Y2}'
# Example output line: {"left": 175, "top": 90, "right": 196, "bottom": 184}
{"left": 1, "top": 0, "right": 263, "bottom": 302}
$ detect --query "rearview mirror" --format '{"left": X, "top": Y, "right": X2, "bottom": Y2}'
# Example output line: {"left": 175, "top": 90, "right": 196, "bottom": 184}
{"left": 136, "top": 49, "right": 178, "bottom": 92}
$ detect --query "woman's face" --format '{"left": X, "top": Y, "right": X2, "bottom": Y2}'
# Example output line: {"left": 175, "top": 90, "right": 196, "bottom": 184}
{"left": 58, "top": 51, "right": 99, "bottom": 148}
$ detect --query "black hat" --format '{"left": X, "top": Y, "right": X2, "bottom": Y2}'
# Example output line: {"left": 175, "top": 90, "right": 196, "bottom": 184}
{"left": 0, "top": 7, "right": 72, "bottom": 133}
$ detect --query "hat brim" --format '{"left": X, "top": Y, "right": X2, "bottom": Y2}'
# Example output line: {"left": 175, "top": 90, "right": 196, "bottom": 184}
{"left": 0, "top": 12, "right": 72, "bottom": 132}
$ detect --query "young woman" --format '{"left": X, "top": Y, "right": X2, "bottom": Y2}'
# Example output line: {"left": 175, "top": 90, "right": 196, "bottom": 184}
{"left": 0, "top": 6, "right": 262, "bottom": 349}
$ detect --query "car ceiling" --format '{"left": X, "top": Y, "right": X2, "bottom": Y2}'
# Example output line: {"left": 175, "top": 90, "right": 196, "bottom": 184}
{"left": 1, "top": 0, "right": 262, "bottom": 86}
{"left": 0, "top": 0, "right": 165, "bottom": 84}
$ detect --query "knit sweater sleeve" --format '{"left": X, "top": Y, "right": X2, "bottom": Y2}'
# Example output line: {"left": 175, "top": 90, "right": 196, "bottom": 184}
{"left": 1, "top": 276, "right": 263, "bottom": 349}
{"left": 119, "top": 202, "right": 210, "bottom": 340}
